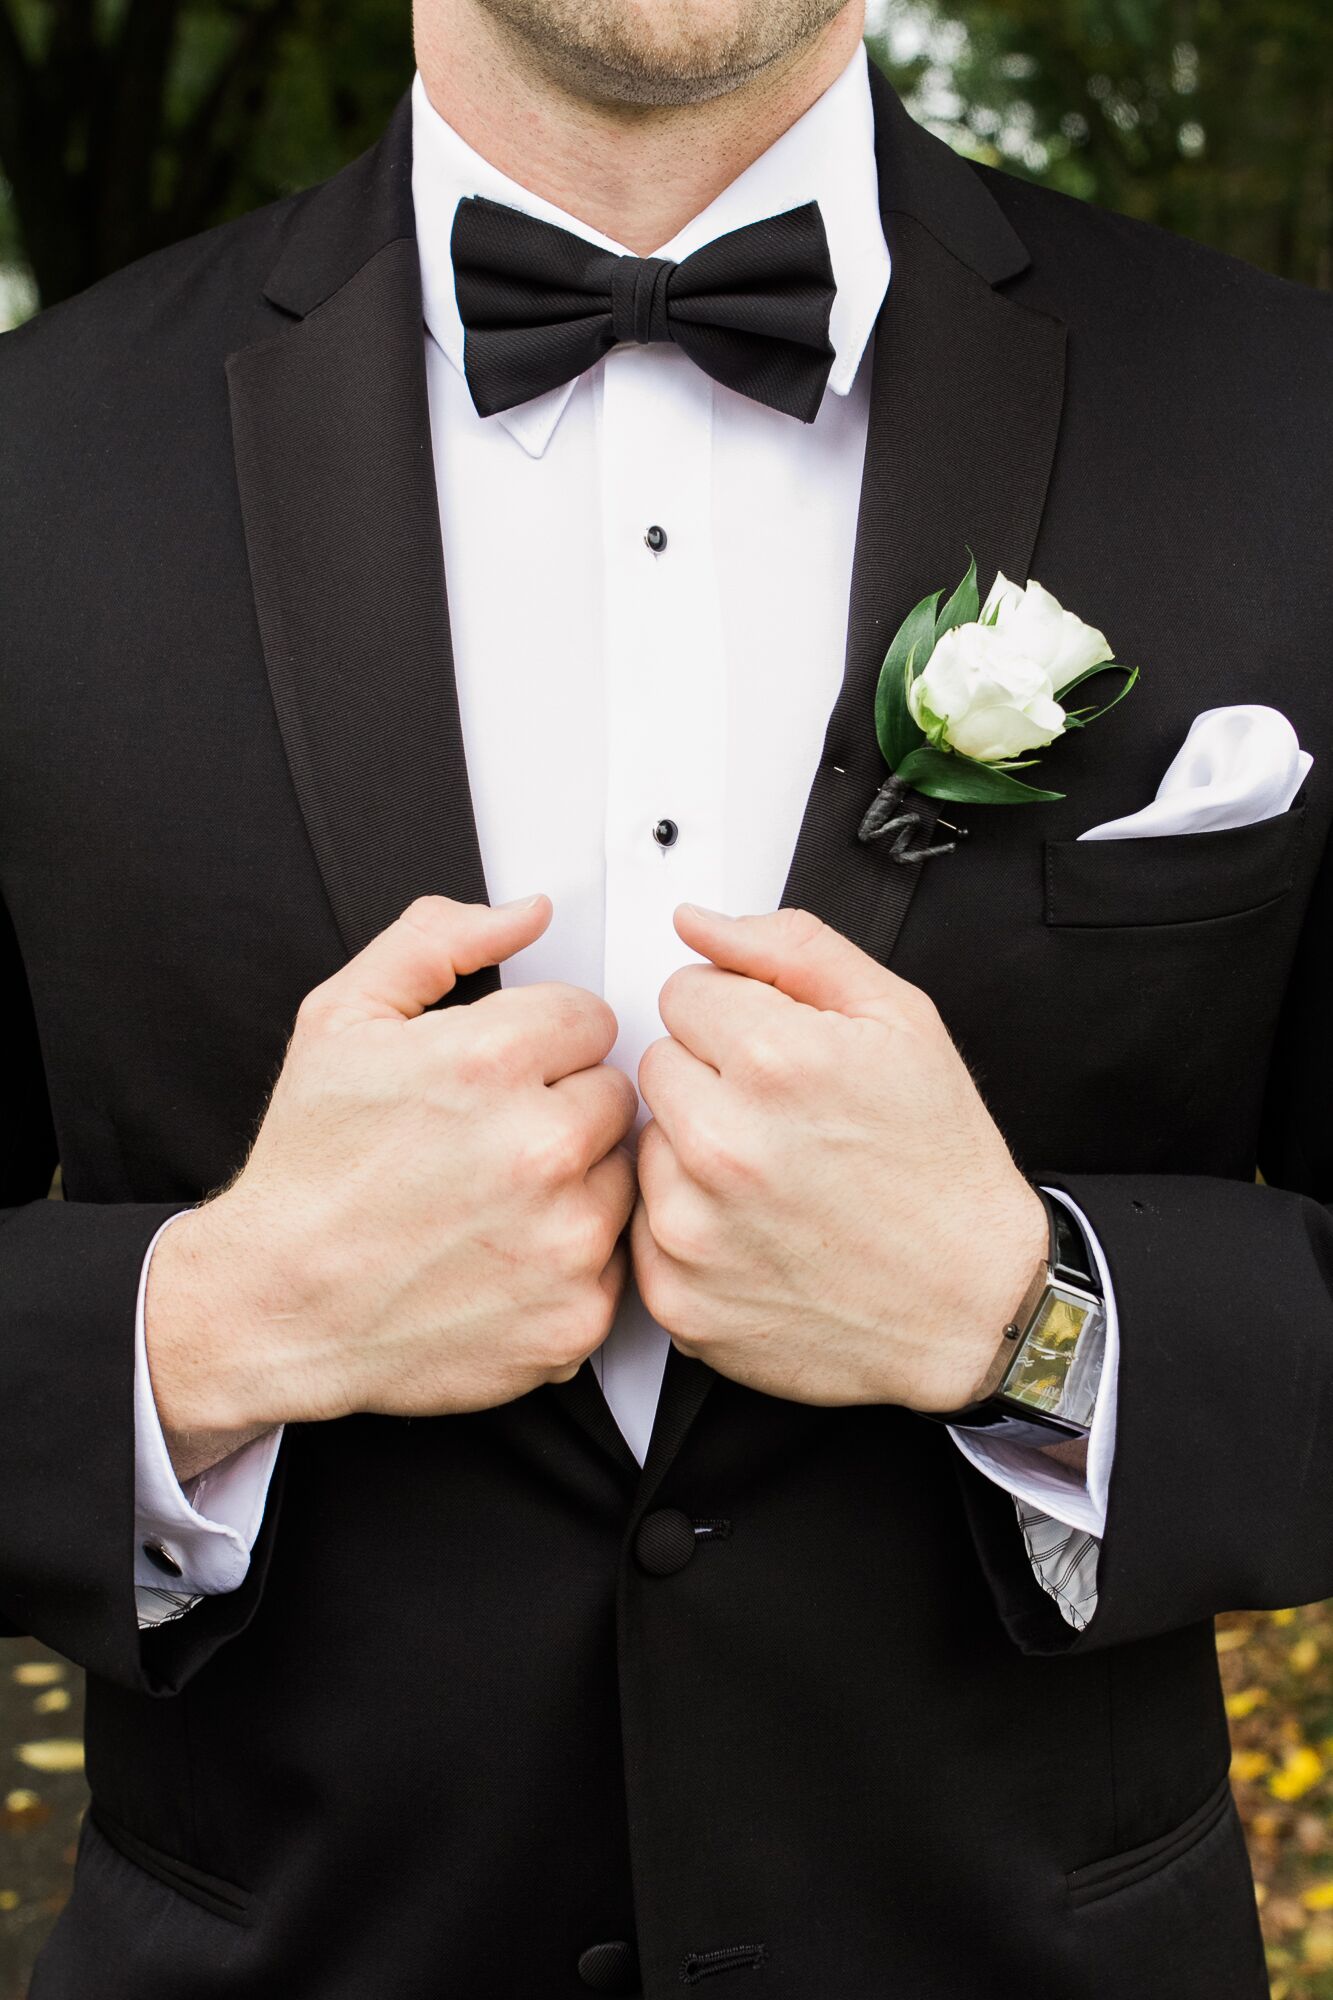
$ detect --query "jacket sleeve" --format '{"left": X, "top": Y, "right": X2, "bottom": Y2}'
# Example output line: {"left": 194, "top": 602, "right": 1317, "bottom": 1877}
{"left": 954, "top": 817, "right": 1333, "bottom": 1655}
{"left": 0, "top": 893, "right": 285, "bottom": 1694}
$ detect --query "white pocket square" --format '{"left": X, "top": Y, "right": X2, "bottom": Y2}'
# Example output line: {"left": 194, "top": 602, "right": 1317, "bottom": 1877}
{"left": 1078, "top": 704, "right": 1313, "bottom": 842}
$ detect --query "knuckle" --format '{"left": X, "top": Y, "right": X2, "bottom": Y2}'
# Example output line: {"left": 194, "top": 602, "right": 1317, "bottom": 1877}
{"left": 896, "top": 981, "right": 941, "bottom": 1034}
{"left": 637, "top": 1035, "right": 668, "bottom": 1097}
{"left": 294, "top": 988, "right": 337, "bottom": 1038}
{"left": 650, "top": 1195, "right": 710, "bottom": 1267}
{"left": 634, "top": 1255, "right": 671, "bottom": 1325}
{"left": 611, "top": 1068, "right": 640, "bottom": 1129}
{"left": 454, "top": 1021, "right": 518, "bottom": 1085}
{"left": 554, "top": 982, "right": 614, "bottom": 1038}
{"left": 586, "top": 992, "right": 619, "bottom": 1047}
{"left": 518, "top": 1121, "right": 582, "bottom": 1190}
{"left": 658, "top": 964, "right": 712, "bottom": 1022}
{"left": 557, "top": 1203, "right": 609, "bottom": 1277}
{"left": 688, "top": 1121, "right": 753, "bottom": 1192}
{"left": 774, "top": 906, "right": 825, "bottom": 954}
{"left": 604, "top": 1160, "right": 638, "bottom": 1230}
{"left": 540, "top": 1295, "right": 606, "bottom": 1373}
{"left": 657, "top": 965, "right": 691, "bottom": 1015}
{"left": 738, "top": 1031, "right": 790, "bottom": 1089}
{"left": 400, "top": 894, "right": 456, "bottom": 938}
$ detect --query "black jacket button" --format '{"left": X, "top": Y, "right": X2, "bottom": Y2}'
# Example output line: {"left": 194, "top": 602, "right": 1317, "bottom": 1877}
{"left": 578, "top": 1938, "right": 641, "bottom": 1992}
{"left": 634, "top": 1508, "right": 697, "bottom": 1576}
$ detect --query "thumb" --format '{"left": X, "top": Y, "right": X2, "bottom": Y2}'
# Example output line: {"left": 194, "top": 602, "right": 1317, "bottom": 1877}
{"left": 673, "top": 902, "right": 898, "bottom": 1018}
{"left": 312, "top": 893, "right": 551, "bottom": 1025}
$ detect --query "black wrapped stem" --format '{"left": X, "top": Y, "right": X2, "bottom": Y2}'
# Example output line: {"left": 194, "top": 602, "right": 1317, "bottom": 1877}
{"left": 857, "top": 772, "right": 964, "bottom": 864}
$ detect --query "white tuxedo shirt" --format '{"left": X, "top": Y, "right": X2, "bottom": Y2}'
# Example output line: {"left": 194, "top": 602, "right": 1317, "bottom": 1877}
{"left": 131, "top": 43, "right": 1117, "bottom": 1633}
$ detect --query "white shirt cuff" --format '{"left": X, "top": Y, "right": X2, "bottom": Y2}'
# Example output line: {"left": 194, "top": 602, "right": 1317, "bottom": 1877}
{"left": 133, "top": 1211, "right": 283, "bottom": 1625}
{"left": 946, "top": 1187, "right": 1119, "bottom": 1542}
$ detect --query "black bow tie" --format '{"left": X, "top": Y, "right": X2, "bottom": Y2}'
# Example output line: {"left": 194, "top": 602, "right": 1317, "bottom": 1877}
{"left": 450, "top": 195, "right": 838, "bottom": 424}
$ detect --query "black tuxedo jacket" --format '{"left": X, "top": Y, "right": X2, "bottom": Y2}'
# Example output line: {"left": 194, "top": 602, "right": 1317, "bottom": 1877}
{"left": 2, "top": 58, "right": 1331, "bottom": 2000}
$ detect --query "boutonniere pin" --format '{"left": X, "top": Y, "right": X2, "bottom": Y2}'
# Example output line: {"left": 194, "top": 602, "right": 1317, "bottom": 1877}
{"left": 858, "top": 556, "right": 1138, "bottom": 860}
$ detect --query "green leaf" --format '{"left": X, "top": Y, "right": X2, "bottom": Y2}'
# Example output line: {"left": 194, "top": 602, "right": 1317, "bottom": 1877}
{"left": 1055, "top": 660, "right": 1137, "bottom": 705}
{"left": 1076, "top": 662, "right": 1140, "bottom": 727}
{"left": 873, "top": 589, "right": 940, "bottom": 772}
{"left": 894, "top": 744, "right": 1065, "bottom": 805}
{"left": 934, "top": 552, "right": 979, "bottom": 642}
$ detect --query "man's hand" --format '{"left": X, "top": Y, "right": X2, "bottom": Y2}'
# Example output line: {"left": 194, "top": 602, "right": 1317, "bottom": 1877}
{"left": 631, "top": 903, "right": 1046, "bottom": 1415}
{"left": 147, "top": 894, "right": 637, "bottom": 1475}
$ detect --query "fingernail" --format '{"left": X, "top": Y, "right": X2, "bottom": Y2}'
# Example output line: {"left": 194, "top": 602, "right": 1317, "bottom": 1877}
{"left": 497, "top": 893, "right": 544, "bottom": 912}
{"left": 678, "top": 903, "right": 732, "bottom": 921}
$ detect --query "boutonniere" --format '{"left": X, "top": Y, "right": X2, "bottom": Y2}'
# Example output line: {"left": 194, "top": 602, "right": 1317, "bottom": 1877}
{"left": 858, "top": 556, "right": 1138, "bottom": 858}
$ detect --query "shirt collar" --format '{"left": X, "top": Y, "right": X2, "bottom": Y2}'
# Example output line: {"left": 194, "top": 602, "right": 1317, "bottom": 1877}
{"left": 410, "top": 41, "right": 890, "bottom": 459}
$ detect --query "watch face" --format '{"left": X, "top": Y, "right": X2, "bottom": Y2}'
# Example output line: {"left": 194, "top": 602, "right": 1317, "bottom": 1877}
{"left": 1002, "top": 1285, "right": 1101, "bottom": 1424}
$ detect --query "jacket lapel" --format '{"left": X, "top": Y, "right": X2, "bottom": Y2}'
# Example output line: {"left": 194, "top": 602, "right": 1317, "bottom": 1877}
{"left": 228, "top": 98, "right": 640, "bottom": 1482}
{"left": 638, "top": 64, "right": 1068, "bottom": 1507}
{"left": 227, "top": 96, "right": 492, "bottom": 981}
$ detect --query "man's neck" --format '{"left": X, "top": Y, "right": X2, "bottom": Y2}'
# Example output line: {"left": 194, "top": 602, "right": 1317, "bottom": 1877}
{"left": 414, "top": 0, "right": 866, "bottom": 256}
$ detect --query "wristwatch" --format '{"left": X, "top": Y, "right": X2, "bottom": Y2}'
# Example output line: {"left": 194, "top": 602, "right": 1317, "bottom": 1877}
{"left": 924, "top": 1188, "right": 1105, "bottom": 1448}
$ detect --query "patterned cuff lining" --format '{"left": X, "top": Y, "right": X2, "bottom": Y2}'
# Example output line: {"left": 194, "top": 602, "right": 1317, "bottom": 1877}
{"left": 135, "top": 1584, "right": 203, "bottom": 1631}
{"left": 1015, "top": 1497, "right": 1100, "bottom": 1632}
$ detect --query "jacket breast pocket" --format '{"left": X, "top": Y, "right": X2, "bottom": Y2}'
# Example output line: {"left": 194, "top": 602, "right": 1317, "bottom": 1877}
{"left": 1044, "top": 802, "right": 1307, "bottom": 929}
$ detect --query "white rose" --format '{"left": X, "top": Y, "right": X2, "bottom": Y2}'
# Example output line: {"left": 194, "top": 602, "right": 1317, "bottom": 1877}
{"left": 981, "top": 572, "right": 1114, "bottom": 693}
{"left": 907, "top": 623, "right": 1068, "bottom": 763}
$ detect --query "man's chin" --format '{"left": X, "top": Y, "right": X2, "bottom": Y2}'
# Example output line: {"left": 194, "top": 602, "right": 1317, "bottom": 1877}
{"left": 477, "top": 0, "right": 852, "bottom": 110}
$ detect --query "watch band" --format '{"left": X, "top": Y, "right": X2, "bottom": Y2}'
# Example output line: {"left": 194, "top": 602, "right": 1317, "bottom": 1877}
{"left": 924, "top": 1188, "right": 1104, "bottom": 1447}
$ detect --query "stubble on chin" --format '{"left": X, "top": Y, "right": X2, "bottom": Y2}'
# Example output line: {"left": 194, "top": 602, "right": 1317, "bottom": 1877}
{"left": 473, "top": 0, "right": 853, "bottom": 108}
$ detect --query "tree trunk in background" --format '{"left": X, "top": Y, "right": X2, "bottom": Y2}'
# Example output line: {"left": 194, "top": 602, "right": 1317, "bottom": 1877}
{"left": 0, "top": 0, "right": 409, "bottom": 308}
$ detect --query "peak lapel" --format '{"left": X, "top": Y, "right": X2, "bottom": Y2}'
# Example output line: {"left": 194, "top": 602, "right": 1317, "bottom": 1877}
{"left": 638, "top": 67, "right": 1068, "bottom": 1507}
{"left": 226, "top": 97, "right": 491, "bottom": 982}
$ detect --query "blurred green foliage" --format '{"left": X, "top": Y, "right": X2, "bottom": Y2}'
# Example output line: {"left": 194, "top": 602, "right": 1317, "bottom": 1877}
{"left": 0, "top": 1, "right": 1330, "bottom": 315}
{"left": 871, "top": 0, "right": 1333, "bottom": 290}
{"left": 0, "top": 0, "right": 410, "bottom": 307}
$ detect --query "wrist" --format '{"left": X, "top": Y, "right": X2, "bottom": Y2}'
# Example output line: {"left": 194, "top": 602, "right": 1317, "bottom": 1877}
{"left": 144, "top": 1191, "right": 312, "bottom": 1439}
{"left": 906, "top": 1181, "right": 1049, "bottom": 1414}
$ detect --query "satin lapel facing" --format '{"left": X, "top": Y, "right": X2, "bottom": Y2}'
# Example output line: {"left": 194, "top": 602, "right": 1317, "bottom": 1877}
{"left": 639, "top": 104, "right": 1068, "bottom": 1509}
{"left": 227, "top": 234, "right": 492, "bottom": 977}
{"left": 781, "top": 226, "right": 1067, "bottom": 958}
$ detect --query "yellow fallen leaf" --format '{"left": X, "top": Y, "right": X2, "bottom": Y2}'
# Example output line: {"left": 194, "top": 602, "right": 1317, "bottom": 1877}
{"left": 0, "top": 1890, "right": 17, "bottom": 1912}
{"left": 1270, "top": 1746, "right": 1324, "bottom": 1802}
{"left": 1289, "top": 1638, "right": 1321, "bottom": 1674}
{"left": 14, "top": 1740, "right": 83, "bottom": 1775}
{"left": 11, "top": 1663, "right": 64, "bottom": 1688}
{"left": 1302, "top": 1882, "right": 1333, "bottom": 1912}
{"left": 32, "top": 1688, "right": 71, "bottom": 1716}
{"left": 1226, "top": 1687, "right": 1270, "bottom": 1720}
{"left": 1306, "top": 1926, "right": 1333, "bottom": 1968}
{"left": 1251, "top": 1811, "right": 1283, "bottom": 1839}
{"left": 1231, "top": 1750, "right": 1273, "bottom": 1783}
{"left": 1215, "top": 1627, "right": 1251, "bottom": 1653}
{"left": 1272, "top": 1608, "right": 1298, "bottom": 1627}
{"left": 3, "top": 1791, "right": 38, "bottom": 1814}
{"left": 1254, "top": 1882, "right": 1268, "bottom": 1908}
